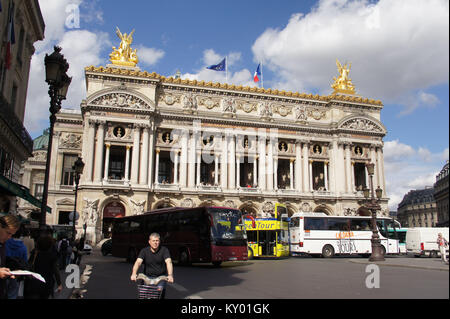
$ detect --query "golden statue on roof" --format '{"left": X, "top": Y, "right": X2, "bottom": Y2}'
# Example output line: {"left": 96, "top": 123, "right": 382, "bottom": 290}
{"left": 109, "top": 27, "right": 139, "bottom": 67}
{"left": 331, "top": 59, "right": 356, "bottom": 94}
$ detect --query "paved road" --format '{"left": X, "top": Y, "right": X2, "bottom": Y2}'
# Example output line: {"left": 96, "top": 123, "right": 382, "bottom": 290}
{"left": 77, "top": 249, "right": 448, "bottom": 299}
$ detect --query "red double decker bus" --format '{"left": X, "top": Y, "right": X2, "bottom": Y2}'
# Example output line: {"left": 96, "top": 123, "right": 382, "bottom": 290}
{"left": 111, "top": 206, "right": 248, "bottom": 266}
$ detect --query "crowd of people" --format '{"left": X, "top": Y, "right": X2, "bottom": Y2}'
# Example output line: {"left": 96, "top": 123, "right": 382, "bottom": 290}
{"left": 0, "top": 214, "right": 86, "bottom": 299}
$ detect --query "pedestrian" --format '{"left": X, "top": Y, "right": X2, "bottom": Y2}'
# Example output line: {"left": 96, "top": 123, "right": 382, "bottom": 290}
{"left": 73, "top": 237, "right": 85, "bottom": 265}
{"left": 57, "top": 236, "right": 69, "bottom": 270}
{"left": 24, "top": 235, "right": 62, "bottom": 299}
{"left": 19, "top": 227, "right": 35, "bottom": 260}
{"left": 5, "top": 229, "right": 28, "bottom": 299}
{"left": 130, "top": 233, "right": 174, "bottom": 299}
{"left": 0, "top": 214, "right": 20, "bottom": 299}
{"left": 436, "top": 233, "right": 448, "bottom": 264}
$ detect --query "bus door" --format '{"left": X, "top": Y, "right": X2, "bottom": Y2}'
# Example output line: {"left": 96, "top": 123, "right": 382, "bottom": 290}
{"left": 259, "top": 230, "right": 277, "bottom": 256}
{"left": 377, "top": 220, "right": 399, "bottom": 254}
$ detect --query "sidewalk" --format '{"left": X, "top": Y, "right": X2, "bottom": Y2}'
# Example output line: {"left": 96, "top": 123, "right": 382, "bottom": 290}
{"left": 54, "top": 257, "right": 88, "bottom": 299}
{"left": 349, "top": 256, "right": 449, "bottom": 271}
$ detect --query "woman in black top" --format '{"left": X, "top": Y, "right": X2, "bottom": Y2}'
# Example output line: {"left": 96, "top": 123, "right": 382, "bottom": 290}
{"left": 24, "top": 236, "right": 62, "bottom": 299}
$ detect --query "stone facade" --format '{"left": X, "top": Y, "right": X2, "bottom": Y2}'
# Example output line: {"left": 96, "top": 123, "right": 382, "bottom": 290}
{"left": 434, "top": 161, "right": 449, "bottom": 226}
{"left": 19, "top": 62, "right": 390, "bottom": 243}
{"left": 397, "top": 187, "right": 437, "bottom": 227}
{"left": 0, "top": 0, "right": 44, "bottom": 212}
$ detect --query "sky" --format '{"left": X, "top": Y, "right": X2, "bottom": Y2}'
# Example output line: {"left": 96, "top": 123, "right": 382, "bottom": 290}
{"left": 25, "top": 0, "right": 449, "bottom": 211}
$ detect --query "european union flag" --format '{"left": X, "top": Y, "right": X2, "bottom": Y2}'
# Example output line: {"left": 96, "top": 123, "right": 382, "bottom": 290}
{"left": 206, "top": 58, "right": 226, "bottom": 71}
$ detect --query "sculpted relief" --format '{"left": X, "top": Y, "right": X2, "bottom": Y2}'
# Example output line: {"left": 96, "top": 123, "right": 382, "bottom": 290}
{"left": 91, "top": 93, "right": 150, "bottom": 110}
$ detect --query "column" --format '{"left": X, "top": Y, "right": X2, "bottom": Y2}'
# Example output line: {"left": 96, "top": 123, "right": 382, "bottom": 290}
{"left": 309, "top": 160, "right": 313, "bottom": 192}
{"left": 274, "top": 157, "right": 278, "bottom": 190}
{"left": 236, "top": 155, "right": 240, "bottom": 188}
{"left": 351, "top": 161, "right": 356, "bottom": 192}
{"left": 103, "top": 144, "right": 110, "bottom": 181}
{"left": 253, "top": 155, "right": 258, "bottom": 187}
{"left": 267, "top": 140, "right": 274, "bottom": 190}
{"left": 221, "top": 135, "right": 228, "bottom": 189}
{"left": 258, "top": 132, "right": 266, "bottom": 190}
{"left": 295, "top": 142, "right": 302, "bottom": 192}
{"left": 147, "top": 125, "right": 155, "bottom": 187}
{"left": 131, "top": 125, "right": 141, "bottom": 184}
{"left": 345, "top": 144, "right": 352, "bottom": 193}
{"left": 329, "top": 141, "right": 337, "bottom": 194}
{"left": 302, "top": 142, "right": 309, "bottom": 192}
{"left": 179, "top": 130, "right": 188, "bottom": 187}
{"left": 125, "top": 145, "right": 131, "bottom": 182}
{"left": 139, "top": 125, "right": 150, "bottom": 185}
{"left": 214, "top": 154, "right": 219, "bottom": 185}
{"left": 290, "top": 158, "right": 294, "bottom": 190}
{"left": 86, "top": 120, "right": 96, "bottom": 182}
{"left": 324, "top": 161, "right": 329, "bottom": 191}
{"left": 154, "top": 149, "right": 160, "bottom": 184}
{"left": 94, "top": 121, "right": 105, "bottom": 183}
{"left": 174, "top": 150, "right": 179, "bottom": 185}
{"left": 188, "top": 132, "right": 196, "bottom": 187}
{"left": 196, "top": 152, "right": 201, "bottom": 186}
{"left": 229, "top": 135, "right": 236, "bottom": 189}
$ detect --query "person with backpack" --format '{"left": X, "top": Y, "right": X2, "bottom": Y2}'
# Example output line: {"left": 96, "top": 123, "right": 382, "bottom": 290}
{"left": 57, "top": 236, "right": 69, "bottom": 270}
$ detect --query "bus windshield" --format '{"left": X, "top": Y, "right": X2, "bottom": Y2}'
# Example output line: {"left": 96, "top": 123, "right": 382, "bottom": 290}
{"left": 209, "top": 208, "right": 246, "bottom": 241}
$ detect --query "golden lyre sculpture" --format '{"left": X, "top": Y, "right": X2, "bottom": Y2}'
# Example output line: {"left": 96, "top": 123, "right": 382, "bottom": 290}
{"left": 331, "top": 59, "right": 356, "bottom": 94}
{"left": 109, "top": 27, "right": 139, "bottom": 67}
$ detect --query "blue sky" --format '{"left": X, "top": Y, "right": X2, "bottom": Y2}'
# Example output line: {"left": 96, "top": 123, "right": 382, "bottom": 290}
{"left": 26, "top": 0, "right": 449, "bottom": 210}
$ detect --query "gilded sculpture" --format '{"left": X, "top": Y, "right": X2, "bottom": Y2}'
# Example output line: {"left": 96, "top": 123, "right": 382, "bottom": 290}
{"left": 331, "top": 59, "right": 356, "bottom": 94}
{"left": 109, "top": 27, "right": 139, "bottom": 67}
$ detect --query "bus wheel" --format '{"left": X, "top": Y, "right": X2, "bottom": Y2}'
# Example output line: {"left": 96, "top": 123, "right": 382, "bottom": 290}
{"left": 212, "top": 261, "right": 222, "bottom": 267}
{"left": 322, "top": 245, "right": 335, "bottom": 258}
{"left": 179, "top": 249, "right": 191, "bottom": 266}
{"left": 430, "top": 250, "right": 438, "bottom": 258}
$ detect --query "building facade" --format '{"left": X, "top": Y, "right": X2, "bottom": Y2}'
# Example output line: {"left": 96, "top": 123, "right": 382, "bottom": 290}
{"left": 434, "top": 161, "right": 449, "bottom": 227}
{"left": 397, "top": 187, "right": 438, "bottom": 227}
{"left": 0, "top": 0, "right": 44, "bottom": 213}
{"left": 19, "top": 32, "right": 390, "bottom": 243}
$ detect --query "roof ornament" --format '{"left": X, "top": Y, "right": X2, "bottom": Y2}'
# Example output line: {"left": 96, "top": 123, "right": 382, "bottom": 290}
{"left": 331, "top": 59, "right": 356, "bottom": 95}
{"left": 109, "top": 27, "right": 139, "bottom": 67}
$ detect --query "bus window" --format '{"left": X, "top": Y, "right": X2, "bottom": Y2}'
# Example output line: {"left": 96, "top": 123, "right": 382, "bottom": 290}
{"left": 304, "top": 218, "right": 326, "bottom": 230}
{"left": 289, "top": 217, "right": 300, "bottom": 228}
{"left": 247, "top": 231, "right": 257, "bottom": 244}
{"left": 350, "top": 219, "right": 371, "bottom": 231}
{"left": 327, "top": 218, "right": 350, "bottom": 231}
{"left": 376, "top": 220, "right": 388, "bottom": 237}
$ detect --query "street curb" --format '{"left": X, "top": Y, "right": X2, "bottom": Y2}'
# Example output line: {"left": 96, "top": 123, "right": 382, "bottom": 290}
{"left": 348, "top": 259, "right": 449, "bottom": 271}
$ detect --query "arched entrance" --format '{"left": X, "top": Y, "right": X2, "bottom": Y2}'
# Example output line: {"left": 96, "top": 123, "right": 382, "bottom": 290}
{"left": 313, "top": 205, "right": 333, "bottom": 215}
{"left": 102, "top": 201, "right": 126, "bottom": 238}
{"left": 239, "top": 203, "right": 258, "bottom": 217}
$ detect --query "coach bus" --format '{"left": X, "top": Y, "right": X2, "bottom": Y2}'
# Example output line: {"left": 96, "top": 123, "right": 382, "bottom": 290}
{"left": 244, "top": 203, "right": 290, "bottom": 258}
{"left": 388, "top": 227, "right": 407, "bottom": 254}
{"left": 111, "top": 206, "right": 248, "bottom": 266}
{"left": 289, "top": 212, "right": 399, "bottom": 258}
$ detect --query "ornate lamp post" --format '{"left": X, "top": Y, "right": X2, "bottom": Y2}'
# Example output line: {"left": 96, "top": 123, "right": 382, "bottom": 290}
{"left": 363, "top": 163, "right": 385, "bottom": 262}
{"left": 40, "top": 46, "right": 71, "bottom": 231}
{"left": 72, "top": 157, "right": 85, "bottom": 241}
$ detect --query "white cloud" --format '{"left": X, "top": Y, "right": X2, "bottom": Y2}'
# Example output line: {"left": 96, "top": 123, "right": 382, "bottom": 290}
{"left": 136, "top": 46, "right": 165, "bottom": 67}
{"left": 383, "top": 140, "right": 447, "bottom": 210}
{"left": 252, "top": 0, "right": 449, "bottom": 113}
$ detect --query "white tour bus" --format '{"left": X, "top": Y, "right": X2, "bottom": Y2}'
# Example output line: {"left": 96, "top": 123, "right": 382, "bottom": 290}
{"left": 289, "top": 212, "right": 399, "bottom": 257}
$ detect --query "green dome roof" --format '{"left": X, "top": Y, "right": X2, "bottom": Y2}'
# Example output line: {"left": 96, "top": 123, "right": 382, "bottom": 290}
{"left": 33, "top": 129, "right": 49, "bottom": 150}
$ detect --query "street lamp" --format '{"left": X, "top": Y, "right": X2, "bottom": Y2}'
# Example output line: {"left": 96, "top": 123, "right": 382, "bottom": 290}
{"left": 40, "top": 46, "right": 71, "bottom": 231}
{"left": 72, "top": 157, "right": 85, "bottom": 241}
{"left": 363, "top": 162, "right": 385, "bottom": 262}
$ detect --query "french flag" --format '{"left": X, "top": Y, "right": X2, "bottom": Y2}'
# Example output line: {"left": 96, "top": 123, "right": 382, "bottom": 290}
{"left": 253, "top": 63, "right": 261, "bottom": 83}
{"left": 5, "top": 2, "right": 16, "bottom": 70}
